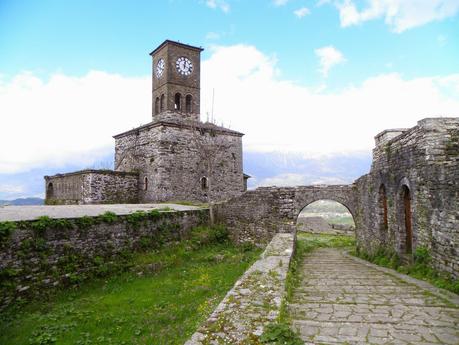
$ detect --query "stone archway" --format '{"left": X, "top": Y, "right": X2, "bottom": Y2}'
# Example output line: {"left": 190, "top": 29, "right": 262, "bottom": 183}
{"left": 297, "top": 199, "right": 356, "bottom": 234}
{"left": 292, "top": 185, "right": 357, "bottom": 218}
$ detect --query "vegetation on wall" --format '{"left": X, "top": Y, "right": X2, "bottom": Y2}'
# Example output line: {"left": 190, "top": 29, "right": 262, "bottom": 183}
{"left": 0, "top": 225, "right": 261, "bottom": 345}
{"left": 354, "top": 246, "right": 459, "bottom": 294}
{"left": 0, "top": 209, "right": 208, "bottom": 308}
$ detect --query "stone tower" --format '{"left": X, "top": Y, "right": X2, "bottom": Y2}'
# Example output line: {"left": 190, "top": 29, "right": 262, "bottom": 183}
{"left": 150, "top": 40, "right": 203, "bottom": 121}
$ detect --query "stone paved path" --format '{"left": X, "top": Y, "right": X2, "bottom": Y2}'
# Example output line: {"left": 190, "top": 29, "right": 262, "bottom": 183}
{"left": 289, "top": 248, "right": 459, "bottom": 345}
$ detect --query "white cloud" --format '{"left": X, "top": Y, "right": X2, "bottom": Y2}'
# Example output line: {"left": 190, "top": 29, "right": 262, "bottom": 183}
{"left": 205, "top": 0, "right": 230, "bottom": 13}
{"left": 0, "top": 184, "right": 24, "bottom": 194}
{"left": 258, "top": 173, "right": 310, "bottom": 187}
{"left": 205, "top": 32, "right": 221, "bottom": 40}
{"left": 1, "top": 44, "right": 459, "bottom": 174}
{"left": 0, "top": 71, "right": 150, "bottom": 173}
{"left": 294, "top": 7, "right": 311, "bottom": 18}
{"left": 257, "top": 173, "right": 349, "bottom": 187}
{"left": 314, "top": 46, "right": 346, "bottom": 77}
{"left": 336, "top": 0, "right": 459, "bottom": 33}
{"left": 273, "top": 0, "right": 289, "bottom": 6}
{"left": 201, "top": 45, "right": 459, "bottom": 154}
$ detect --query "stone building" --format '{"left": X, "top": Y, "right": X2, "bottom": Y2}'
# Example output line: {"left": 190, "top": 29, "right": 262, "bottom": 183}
{"left": 45, "top": 40, "right": 248, "bottom": 204}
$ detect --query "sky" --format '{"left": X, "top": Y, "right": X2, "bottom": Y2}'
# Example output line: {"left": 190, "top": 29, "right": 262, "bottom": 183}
{"left": 1, "top": 0, "right": 459, "bottom": 199}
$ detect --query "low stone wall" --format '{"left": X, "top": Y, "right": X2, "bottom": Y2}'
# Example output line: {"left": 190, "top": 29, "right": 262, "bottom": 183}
{"left": 44, "top": 170, "right": 139, "bottom": 205}
{"left": 185, "top": 233, "right": 295, "bottom": 344}
{"left": 0, "top": 209, "right": 208, "bottom": 309}
{"left": 214, "top": 188, "right": 296, "bottom": 245}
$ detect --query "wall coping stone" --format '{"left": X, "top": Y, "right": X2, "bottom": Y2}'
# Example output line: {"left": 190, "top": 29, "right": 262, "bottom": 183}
{"left": 45, "top": 169, "right": 139, "bottom": 179}
{"left": 185, "top": 233, "right": 295, "bottom": 344}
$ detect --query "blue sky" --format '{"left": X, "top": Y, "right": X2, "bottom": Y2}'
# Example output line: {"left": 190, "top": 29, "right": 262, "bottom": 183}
{"left": 1, "top": 0, "right": 459, "bottom": 199}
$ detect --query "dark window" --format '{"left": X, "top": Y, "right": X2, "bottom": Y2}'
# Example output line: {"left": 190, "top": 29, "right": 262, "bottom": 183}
{"left": 185, "top": 95, "right": 192, "bottom": 113}
{"left": 155, "top": 97, "right": 160, "bottom": 114}
{"left": 47, "top": 182, "right": 54, "bottom": 199}
{"left": 144, "top": 177, "right": 148, "bottom": 191}
{"left": 201, "top": 177, "right": 208, "bottom": 190}
{"left": 175, "top": 93, "right": 181, "bottom": 111}
{"left": 160, "top": 94, "right": 165, "bottom": 112}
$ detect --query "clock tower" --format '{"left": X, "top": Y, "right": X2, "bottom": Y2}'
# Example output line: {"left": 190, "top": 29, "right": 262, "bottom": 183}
{"left": 150, "top": 40, "right": 203, "bottom": 121}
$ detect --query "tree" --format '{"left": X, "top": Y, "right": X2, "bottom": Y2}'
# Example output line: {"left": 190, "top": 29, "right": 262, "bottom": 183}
{"left": 185, "top": 119, "right": 232, "bottom": 225}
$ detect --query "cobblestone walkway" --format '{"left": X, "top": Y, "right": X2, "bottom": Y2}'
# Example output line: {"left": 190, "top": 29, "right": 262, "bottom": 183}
{"left": 289, "top": 248, "right": 459, "bottom": 345}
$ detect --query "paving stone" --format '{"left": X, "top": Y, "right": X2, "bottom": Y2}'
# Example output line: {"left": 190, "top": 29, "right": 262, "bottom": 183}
{"left": 288, "top": 248, "right": 459, "bottom": 345}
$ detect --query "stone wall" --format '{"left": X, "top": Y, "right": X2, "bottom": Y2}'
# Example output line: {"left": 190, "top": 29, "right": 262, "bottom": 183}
{"left": 215, "top": 118, "right": 458, "bottom": 278}
{"left": 0, "top": 209, "right": 208, "bottom": 308}
{"left": 114, "top": 117, "right": 245, "bottom": 203}
{"left": 185, "top": 233, "right": 295, "bottom": 344}
{"left": 354, "top": 118, "right": 459, "bottom": 277}
{"left": 45, "top": 170, "right": 138, "bottom": 205}
{"left": 215, "top": 185, "right": 356, "bottom": 245}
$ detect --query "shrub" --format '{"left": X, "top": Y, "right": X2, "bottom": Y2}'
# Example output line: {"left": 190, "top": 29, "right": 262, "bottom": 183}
{"left": 126, "top": 211, "right": 147, "bottom": 229}
{"left": 414, "top": 246, "right": 430, "bottom": 264}
{"left": 75, "top": 216, "right": 95, "bottom": 230}
{"left": 259, "top": 323, "right": 303, "bottom": 345}
{"left": 0, "top": 221, "right": 16, "bottom": 244}
{"left": 190, "top": 225, "right": 229, "bottom": 247}
{"left": 98, "top": 211, "right": 118, "bottom": 224}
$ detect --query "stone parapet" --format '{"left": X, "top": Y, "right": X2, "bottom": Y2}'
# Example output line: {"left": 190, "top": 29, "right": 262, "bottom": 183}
{"left": 185, "top": 233, "right": 295, "bottom": 344}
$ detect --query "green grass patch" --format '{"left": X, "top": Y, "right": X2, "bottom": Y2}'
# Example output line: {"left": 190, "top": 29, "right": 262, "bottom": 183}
{"left": 0, "top": 226, "right": 261, "bottom": 345}
{"left": 354, "top": 246, "right": 459, "bottom": 294}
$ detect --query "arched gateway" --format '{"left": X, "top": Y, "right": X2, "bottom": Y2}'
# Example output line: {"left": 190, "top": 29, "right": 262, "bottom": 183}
{"left": 292, "top": 185, "right": 356, "bottom": 219}
{"left": 215, "top": 184, "right": 358, "bottom": 244}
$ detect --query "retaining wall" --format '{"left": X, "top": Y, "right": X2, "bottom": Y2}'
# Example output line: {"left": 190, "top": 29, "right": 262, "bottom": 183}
{"left": 0, "top": 209, "right": 208, "bottom": 309}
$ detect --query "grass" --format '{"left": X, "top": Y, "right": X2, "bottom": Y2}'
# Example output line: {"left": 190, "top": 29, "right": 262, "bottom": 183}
{"left": 0, "top": 227, "right": 261, "bottom": 345}
{"left": 326, "top": 216, "right": 355, "bottom": 226}
{"left": 353, "top": 247, "right": 459, "bottom": 295}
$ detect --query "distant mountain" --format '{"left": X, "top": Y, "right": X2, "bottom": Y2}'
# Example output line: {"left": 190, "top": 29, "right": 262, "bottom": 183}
{"left": 243, "top": 151, "right": 372, "bottom": 189}
{"left": 0, "top": 197, "right": 44, "bottom": 206}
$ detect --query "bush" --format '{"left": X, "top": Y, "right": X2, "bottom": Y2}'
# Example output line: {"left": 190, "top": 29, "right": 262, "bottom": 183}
{"left": 0, "top": 221, "right": 16, "bottom": 244}
{"left": 259, "top": 323, "right": 303, "bottom": 345}
{"left": 190, "top": 225, "right": 229, "bottom": 247}
{"left": 414, "top": 246, "right": 430, "bottom": 264}
{"left": 98, "top": 211, "right": 117, "bottom": 224}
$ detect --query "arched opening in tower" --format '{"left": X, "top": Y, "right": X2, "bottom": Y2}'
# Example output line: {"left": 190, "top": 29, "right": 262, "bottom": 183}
{"left": 155, "top": 97, "right": 160, "bottom": 115}
{"left": 185, "top": 95, "right": 192, "bottom": 113}
{"left": 160, "top": 94, "right": 165, "bottom": 112}
{"left": 175, "top": 93, "right": 182, "bottom": 111}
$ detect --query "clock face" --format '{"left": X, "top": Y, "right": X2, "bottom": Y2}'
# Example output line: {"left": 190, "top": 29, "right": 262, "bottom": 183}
{"left": 176, "top": 57, "right": 193, "bottom": 76}
{"left": 156, "top": 58, "right": 165, "bottom": 78}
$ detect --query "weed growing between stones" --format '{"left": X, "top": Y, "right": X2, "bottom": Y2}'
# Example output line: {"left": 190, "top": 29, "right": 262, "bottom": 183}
{"left": 354, "top": 246, "right": 459, "bottom": 294}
